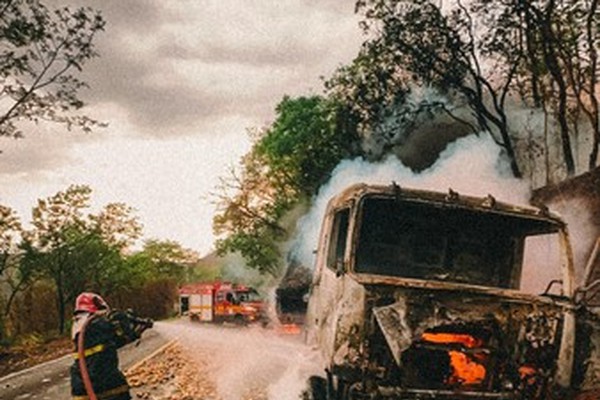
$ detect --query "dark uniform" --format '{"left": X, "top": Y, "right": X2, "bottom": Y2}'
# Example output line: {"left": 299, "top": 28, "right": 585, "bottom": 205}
{"left": 70, "top": 309, "right": 152, "bottom": 400}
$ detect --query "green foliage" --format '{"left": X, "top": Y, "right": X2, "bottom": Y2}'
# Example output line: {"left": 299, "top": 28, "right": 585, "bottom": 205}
{"left": 257, "top": 96, "right": 359, "bottom": 194}
{"left": 0, "top": 0, "right": 106, "bottom": 139}
{"left": 137, "top": 239, "right": 199, "bottom": 282}
{"left": 215, "top": 231, "right": 282, "bottom": 275}
{"left": 14, "top": 185, "right": 143, "bottom": 333}
{"left": 0, "top": 185, "right": 200, "bottom": 338}
{"left": 213, "top": 96, "right": 359, "bottom": 275}
{"left": 325, "top": 51, "right": 410, "bottom": 142}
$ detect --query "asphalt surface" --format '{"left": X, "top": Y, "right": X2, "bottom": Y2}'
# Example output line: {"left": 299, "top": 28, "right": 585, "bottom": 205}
{"left": 0, "top": 328, "right": 169, "bottom": 400}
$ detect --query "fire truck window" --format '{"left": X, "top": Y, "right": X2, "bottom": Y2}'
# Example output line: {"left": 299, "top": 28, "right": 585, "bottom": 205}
{"left": 327, "top": 208, "right": 350, "bottom": 272}
{"left": 226, "top": 292, "right": 235, "bottom": 303}
{"left": 180, "top": 296, "right": 189, "bottom": 314}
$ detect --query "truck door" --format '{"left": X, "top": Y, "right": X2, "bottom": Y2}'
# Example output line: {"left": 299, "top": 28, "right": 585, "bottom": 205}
{"left": 308, "top": 205, "right": 352, "bottom": 360}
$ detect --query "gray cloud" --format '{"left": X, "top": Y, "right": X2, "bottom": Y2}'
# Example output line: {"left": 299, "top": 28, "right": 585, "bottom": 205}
{"left": 1, "top": 1, "right": 362, "bottom": 175}
{"left": 77, "top": 1, "right": 361, "bottom": 137}
{"left": 0, "top": 130, "right": 78, "bottom": 174}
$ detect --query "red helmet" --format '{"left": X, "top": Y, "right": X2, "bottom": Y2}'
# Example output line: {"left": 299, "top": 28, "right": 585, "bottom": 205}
{"left": 75, "top": 292, "right": 109, "bottom": 313}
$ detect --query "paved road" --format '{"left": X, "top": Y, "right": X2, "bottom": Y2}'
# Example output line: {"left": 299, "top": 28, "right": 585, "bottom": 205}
{"left": 0, "top": 328, "right": 169, "bottom": 400}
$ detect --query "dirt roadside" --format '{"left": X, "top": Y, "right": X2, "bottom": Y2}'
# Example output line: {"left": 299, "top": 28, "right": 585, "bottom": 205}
{"left": 0, "top": 336, "right": 72, "bottom": 378}
{"left": 126, "top": 341, "right": 268, "bottom": 400}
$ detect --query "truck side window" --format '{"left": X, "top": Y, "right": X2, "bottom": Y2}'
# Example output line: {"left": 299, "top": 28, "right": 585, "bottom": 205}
{"left": 327, "top": 208, "right": 350, "bottom": 272}
{"left": 226, "top": 292, "right": 235, "bottom": 303}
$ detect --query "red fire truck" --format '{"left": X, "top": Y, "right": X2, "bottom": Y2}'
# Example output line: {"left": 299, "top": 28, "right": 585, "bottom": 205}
{"left": 178, "top": 282, "right": 266, "bottom": 325}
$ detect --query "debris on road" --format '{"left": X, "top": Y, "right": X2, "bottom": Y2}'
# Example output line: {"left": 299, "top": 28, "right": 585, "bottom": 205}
{"left": 126, "top": 340, "right": 269, "bottom": 400}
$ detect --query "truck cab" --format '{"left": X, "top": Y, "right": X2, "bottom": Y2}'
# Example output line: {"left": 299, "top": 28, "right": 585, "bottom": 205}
{"left": 304, "top": 183, "right": 600, "bottom": 399}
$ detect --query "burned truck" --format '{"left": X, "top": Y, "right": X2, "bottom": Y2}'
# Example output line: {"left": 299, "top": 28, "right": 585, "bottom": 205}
{"left": 304, "top": 183, "right": 600, "bottom": 399}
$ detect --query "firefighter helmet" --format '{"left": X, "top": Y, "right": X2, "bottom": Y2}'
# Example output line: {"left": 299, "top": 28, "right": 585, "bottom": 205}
{"left": 75, "top": 292, "right": 109, "bottom": 313}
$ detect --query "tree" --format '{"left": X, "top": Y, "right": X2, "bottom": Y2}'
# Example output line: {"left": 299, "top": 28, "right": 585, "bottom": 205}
{"left": 325, "top": 51, "right": 477, "bottom": 162}
{"left": 0, "top": 205, "right": 21, "bottom": 275}
{"left": 258, "top": 96, "right": 360, "bottom": 194}
{"left": 91, "top": 202, "right": 142, "bottom": 250}
{"left": 21, "top": 185, "right": 142, "bottom": 333}
{"left": 471, "top": 0, "right": 598, "bottom": 176}
{"left": 0, "top": 205, "right": 23, "bottom": 338}
{"left": 139, "top": 239, "right": 198, "bottom": 282}
{"left": 353, "top": 0, "right": 524, "bottom": 176}
{"left": 0, "top": 205, "right": 36, "bottom": 319}
{"left": 213, "top": 149, "right": 291, "bottom": 275}
{"left": 213, "top": 96, "right": 359, "bottom": 275}
{"left": 0, "top": 0, "right": 105, "bottom": 141}
{"left": 351, "top": 0, "right": 600, "bottom": 179}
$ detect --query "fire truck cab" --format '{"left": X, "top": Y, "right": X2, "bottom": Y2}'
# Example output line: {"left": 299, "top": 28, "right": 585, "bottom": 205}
{"left": 179, "top": 282, "right": 265, "bottom": 325}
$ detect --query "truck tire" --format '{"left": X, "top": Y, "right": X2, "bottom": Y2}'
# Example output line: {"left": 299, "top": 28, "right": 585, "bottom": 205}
{"left": 301, "top": 376, "right": 327, "bottom": 400}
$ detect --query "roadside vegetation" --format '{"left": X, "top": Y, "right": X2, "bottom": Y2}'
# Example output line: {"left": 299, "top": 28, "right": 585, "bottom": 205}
{"left": 0, "top": 185, "right": 218, "bottom": 349}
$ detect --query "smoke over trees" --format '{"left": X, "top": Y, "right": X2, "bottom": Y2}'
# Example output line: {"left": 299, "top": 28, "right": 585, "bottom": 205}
{"left": 213, "top": 0, "right": 599, "bottom": 275}
{"left": 346, "top": 0, "right": 599, "bottom": 179}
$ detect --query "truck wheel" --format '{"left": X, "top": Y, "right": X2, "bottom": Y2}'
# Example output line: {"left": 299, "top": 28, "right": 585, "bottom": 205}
{"left": 301, "top": 376, "right": 327, "bottom": 400}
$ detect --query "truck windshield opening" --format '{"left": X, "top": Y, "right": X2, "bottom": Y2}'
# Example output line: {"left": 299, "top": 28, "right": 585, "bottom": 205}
{"left": 354, "top": 196, "right": 560, "bottom": 288}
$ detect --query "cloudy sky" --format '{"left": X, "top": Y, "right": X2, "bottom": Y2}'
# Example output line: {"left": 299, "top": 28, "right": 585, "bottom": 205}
{"left": 0, "top": 1, "right": 364, "bottom": 255}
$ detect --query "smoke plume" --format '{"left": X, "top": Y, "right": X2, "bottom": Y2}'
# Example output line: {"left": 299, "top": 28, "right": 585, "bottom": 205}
{"left": 292, "top": 134, "right": 530, "bottom": 270}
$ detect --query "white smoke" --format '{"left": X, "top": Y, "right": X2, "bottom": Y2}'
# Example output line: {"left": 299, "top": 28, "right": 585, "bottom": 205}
{"left": 155, "top": 321, "right": 323, "bottom": 400}
{"left": 542, "top": 197, "right": 597, "bottom": 286}
{"left": 292, "top": 134, "right": 531, "bottom": 269}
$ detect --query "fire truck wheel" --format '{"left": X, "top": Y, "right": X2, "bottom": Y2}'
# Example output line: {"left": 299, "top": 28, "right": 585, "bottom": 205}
{"left": 234, "top": 314, "right": 246, "bottom": 326}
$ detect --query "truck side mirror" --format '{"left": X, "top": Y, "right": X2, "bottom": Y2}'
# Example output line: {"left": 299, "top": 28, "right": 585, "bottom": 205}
{"left": 575, "top": 279, "right": 600, "bottom": 306}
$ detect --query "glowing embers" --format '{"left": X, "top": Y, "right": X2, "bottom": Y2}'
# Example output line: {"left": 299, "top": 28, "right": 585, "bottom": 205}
{"left": 401, "top": 326, "right": 492, "bottom": 389}
{"left": 421, "top": 332, "right": 487, "bottom": 385}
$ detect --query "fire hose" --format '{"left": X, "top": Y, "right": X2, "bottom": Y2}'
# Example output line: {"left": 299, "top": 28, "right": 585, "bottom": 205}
{"left": 77, "top": 313, "right": 98, "bottom": 400}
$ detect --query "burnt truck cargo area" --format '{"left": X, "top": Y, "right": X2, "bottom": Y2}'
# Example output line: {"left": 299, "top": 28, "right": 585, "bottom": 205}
{"left": 303, "top": 183, "right": 600, "bottom": 400}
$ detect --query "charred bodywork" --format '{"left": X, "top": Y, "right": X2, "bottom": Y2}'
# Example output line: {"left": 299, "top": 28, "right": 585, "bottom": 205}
{"left": 304, "top": 183, "right": 600, "bottom": 399}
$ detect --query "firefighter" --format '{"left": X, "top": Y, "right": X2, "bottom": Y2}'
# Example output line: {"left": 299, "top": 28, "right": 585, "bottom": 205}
{"left": 70, "top": 292, "right": 153, "bottom": 400}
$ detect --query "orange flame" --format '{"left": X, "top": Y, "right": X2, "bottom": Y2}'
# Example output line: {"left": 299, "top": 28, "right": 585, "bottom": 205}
{"left": 277, "top": 323, "right": 301, "bottom": 335}
{"left": 421, "top": 333, "right": 483, "bottom": 348}
{"left": 422, "top": 332, "right": 487, "bottom": 385}
{"left": 519, "top": 365, "right": 538, "bottom": 386}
